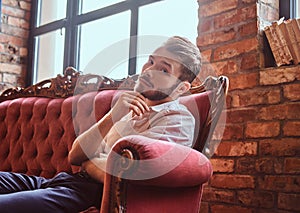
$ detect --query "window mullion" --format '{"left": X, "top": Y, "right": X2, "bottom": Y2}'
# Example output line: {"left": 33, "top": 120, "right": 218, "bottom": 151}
{"left": 63, "top": 0, "right": 80, "bottom": 70}
{"left": 27, "top": 0, "right": 39, "bottom": 86}
{"left": 128, "top": 6, "right": 139, "bottom": 76}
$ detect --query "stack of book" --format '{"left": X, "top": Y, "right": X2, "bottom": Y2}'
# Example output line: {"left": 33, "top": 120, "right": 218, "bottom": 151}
{"left": 264, "top": 17, "right": 300, "bottom": 67}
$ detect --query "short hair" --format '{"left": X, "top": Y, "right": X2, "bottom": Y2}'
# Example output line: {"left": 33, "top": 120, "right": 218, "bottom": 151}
{"left": 161, "top": 36, "right": 202, "bottom": 83}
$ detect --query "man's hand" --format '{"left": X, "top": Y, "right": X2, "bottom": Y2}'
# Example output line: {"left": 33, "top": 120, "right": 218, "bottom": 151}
{"left": 81, "top": 158, "right": 107, "bottom": 183}
{"left": 69, "top": 91, "right": 149, "bottom": 167}
{"left": 110, "top": 91, "right": 150, "bottom": 121}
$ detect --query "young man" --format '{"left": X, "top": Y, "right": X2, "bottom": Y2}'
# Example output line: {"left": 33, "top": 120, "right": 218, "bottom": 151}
{"left": 0, "top": 36, "right": 202, "bottom": 212}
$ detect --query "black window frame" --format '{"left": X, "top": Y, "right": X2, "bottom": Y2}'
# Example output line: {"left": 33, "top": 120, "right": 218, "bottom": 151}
{"left": 27, "top": 0, "right": 163, "bottom": 86}
{"left": 279, "top": 0, "right": 298, "bottom": 19}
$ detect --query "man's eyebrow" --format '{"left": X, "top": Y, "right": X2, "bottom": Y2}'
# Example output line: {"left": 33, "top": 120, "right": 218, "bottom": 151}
{"left": 151, "top": 55, "right": 172, "bottom": 69}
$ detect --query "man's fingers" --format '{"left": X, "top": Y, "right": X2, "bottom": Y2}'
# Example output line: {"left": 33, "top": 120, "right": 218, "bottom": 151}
{"left": 122, "top": 97, "right": 146, "bottom": 116}
{"left": 121, "top": 92, "right": 150, "bottom": 113}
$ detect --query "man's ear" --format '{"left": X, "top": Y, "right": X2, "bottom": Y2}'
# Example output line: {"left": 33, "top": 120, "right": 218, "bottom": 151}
{"left": 176, "top": 81, "right": 191, "bottom": 95}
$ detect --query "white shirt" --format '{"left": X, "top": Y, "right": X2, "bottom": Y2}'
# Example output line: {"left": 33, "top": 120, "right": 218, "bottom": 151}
{"left": 103, "top": 100, "right": 195, "bottom": 154}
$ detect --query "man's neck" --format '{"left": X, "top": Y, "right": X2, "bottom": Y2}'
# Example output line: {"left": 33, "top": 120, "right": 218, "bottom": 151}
{"left": 146, "top": 97, "right": 175, "bottom": 107}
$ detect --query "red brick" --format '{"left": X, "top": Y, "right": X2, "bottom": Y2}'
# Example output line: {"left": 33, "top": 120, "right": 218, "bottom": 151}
{"left": 19, "top": 47, "right": 28, "bottom": 56}
{"left": 200, "top": 49, "right": 212, "bottom": 62}
{"left": 202, "top": 187, "right": 235, "bottom": 203}
{"left": 8, "top": 16, "right": 30, "bottom": 29}
{"left": 283, "top": 83, "right": 300, "bottom": 101}
{"left": 2, "top": 0, "right": 19, "bottom": 7}
{"left": 260, "top": 138, "right": 300, "bottom": 156}
{"left": 2, "top": 5, "right": 26, "bottom": 18}
{"left": 3, "top": 73, "right": 18, "bottom": 84}
{"left": 214, "top": 37, "right": 258, "bottom": 60}
{"left": 197, "top": 28, "right": 236, "bottom": 47}
{"left": 0, "top": 63, "right": 22, "bottom": 74}
{"left": 0, "top": 44, "right": 5, "bottom": 53}
{"left": 198, "top": 0, "right": 211, "bottom": 3}
{"left": 242, "top": 0, "right": 257, "bottom": 4}
{"left": 259, "top": 103, "right": 300, "bottom": 120}
{"left": 226, "top": 107, "right": 257, "bottom": 123}
{"left": 245, "top": 121, "right": 280, "bottom": 138}
{"left": 215, "top": 141, "right": 257, "bottom": 156}
{"left": 199, "top": 201, "right": 209, "bottom": 213}
{"left": 241, "top": 52, "right": 260, "bottom": 70}
{"left": 211, "top": 204, "right": 252, "bottom": 213}
{"left": 214, "top": 5, "right": 257, "bottom": 29}
{"left": 198, "top": 64, "right": 217, "bottom": 82}
{"left": 238, "top": 190, "right": 275, "bottom": 208}
{"left": 236, "top": 157, "right": 256, "bottom": 173}
{"left": 239, "top": 21, "right": 258, "bottom": 37}
{"left": 231, "top": 87, "right": 281, "bottom": 107}
{"left": 255, "top": 158, "right": 274, "bottom": 174}
{"left": 222, "top": 124, "right": 244, "bottom": 140}
{"left": 283, "top": 121, "right": 300, "bottom": 137}
{"left": 229, "top": 72, "right": 258, "bottom": 90}
{"left": 210, "top": 158, "right": 235, "bottom": 172}
{"left": 0, "top": 34, "right": 25, "bottom": 47}
{"left": 274, "top": 158, "right": 285, "bottom": 174}
{"left": 260, "top": 66, "right": 300, "bottom": 85}
{"left": 256, "top": 209, "right": 292, "bottom": 213}
{"left": 258, "top": 175, "right": 300, "bottom": 192}
{"left": 1, "top": 24, "right": 29, "bottom": 38}
{"left": 211, "top": 174, "right": 255, "bottom": 189}
{"left": 284, "top": 158, "right": 300, "bottom": 174}
{"left": 278, "top": 193, "right": 300, "bottom": 211}
{"left": 199, "top": 0, "right": 238, "bottom": 17}
{"left": 19, "top": 1, "right": 31, "bottom": 11}
{"left": 200, "top": 61, "right": 238, "bottom": 78}
{"left": 198, "top": 18, "right": 213, "bottom": 33}
{"left": 24, "top": 11, "right": 31, "bottom": 21}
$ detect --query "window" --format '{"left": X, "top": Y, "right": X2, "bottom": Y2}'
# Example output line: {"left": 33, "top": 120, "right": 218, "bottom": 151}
{"left": 280, "top": 0, "right": 299, "bottom": 19}
{"left": 28, "top": 0, "right": 198, "bottom": 85}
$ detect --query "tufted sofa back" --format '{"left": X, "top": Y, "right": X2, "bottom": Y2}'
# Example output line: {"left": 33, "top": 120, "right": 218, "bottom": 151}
{"left": 0, "top": 90, "right": 119, "bottom": 178}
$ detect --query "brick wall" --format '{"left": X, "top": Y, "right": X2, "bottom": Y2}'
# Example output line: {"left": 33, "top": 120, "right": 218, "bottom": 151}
{"left": 198, "top": 0, "right": 300, "bottom": 212}
{"left": 0, "top": 0, "right": 31, "bottom": 92}
{"left": 0, "top": 0, "right": 299, "bottom": 212}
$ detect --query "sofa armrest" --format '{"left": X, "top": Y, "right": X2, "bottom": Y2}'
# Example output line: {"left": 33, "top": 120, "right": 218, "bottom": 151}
{"left": 107, "top": 135, "right": 213, "bottom": 187}
{"left": 100, "top": 135, "right": 213, "bottom": 213}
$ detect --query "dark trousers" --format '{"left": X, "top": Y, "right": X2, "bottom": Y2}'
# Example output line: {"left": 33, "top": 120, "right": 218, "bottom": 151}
{"left": 0, "top": 171, "right": 102, "bottom": 213}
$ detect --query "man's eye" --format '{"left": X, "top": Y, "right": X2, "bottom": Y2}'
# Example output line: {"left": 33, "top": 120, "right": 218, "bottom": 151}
{"left": 162, "top": 69, "right": 168, "bottom": 73}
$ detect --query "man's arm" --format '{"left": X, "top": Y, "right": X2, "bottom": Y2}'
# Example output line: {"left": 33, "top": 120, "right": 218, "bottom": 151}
{"left": 81, "top": 157, "right": 107, "bottom": 183}
{"left": 68, "top": 91, "right": 150, "bottom": 166}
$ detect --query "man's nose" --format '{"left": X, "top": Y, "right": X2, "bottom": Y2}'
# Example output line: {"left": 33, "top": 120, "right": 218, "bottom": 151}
{"left": 142, "top": 67, "right": 154, "bottom": 76}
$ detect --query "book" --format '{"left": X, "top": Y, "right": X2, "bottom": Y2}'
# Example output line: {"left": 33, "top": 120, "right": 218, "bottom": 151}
{"left": 264, "top": 18, "right": 293, "bottom": 66}
{"left": 284, "top": 19, "right": 300, "bottom": 64}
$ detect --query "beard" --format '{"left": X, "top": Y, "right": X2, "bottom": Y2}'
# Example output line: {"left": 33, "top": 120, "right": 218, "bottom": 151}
{"left": 141, "top": 90, "right": 171, "bottom": 101}
{"left": 138, "top": 82, "right": 179, "bottom": 101}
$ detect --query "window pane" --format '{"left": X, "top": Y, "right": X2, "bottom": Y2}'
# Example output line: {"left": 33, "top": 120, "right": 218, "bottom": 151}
{"left": 79, "top": 11, "right": 130, "bottom": 79}
{"left": 80, "top": 0, "right": 125, "bottom": 14}
{"left": 297, "top": 0, "right": 300, "bottom": 18}
{"left": 34, "top": 29, "right": 65, "bottom": 83}
{"left": 137, "top": 0, "right": 198, "bottom": 73}
{"left": 38, "top": 0, "right": 67, "bottom": 26}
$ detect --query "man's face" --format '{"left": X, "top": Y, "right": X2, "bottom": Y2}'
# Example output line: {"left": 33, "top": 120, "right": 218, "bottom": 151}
{"left": 134, "top": 47, "right": 183, "bottom": 101}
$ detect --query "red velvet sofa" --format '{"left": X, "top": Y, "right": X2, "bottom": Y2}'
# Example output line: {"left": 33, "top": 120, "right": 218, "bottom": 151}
{"left": 0, "top": 68, "right": 228, "bottom": 213}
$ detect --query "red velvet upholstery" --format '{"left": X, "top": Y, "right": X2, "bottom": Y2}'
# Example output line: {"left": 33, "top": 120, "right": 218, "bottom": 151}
{"left": 0, "top": 91, "right": 118, "bottom": 178}
{"left": 101, "top": 136, "right": 212, "bottom": 213}
{"left": 0, "top": 89, "right": 213, "bottom": 212}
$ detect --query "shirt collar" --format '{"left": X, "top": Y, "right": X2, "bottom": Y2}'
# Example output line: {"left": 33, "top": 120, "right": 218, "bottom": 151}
{"left": 150, "top": 99, "right": 180, "bottom": 112}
